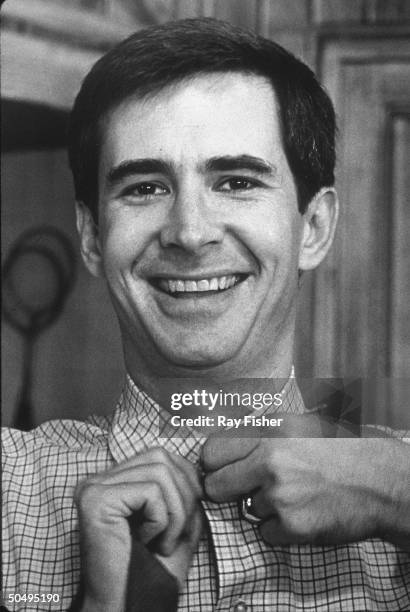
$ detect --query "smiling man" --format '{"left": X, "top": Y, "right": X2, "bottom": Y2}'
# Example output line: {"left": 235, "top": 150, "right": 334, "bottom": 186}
{"left": 80, "top": 70, "right": 322, "bottom": 383}
{"left": 2, "top": 18, "right": 410, "bottom": 612}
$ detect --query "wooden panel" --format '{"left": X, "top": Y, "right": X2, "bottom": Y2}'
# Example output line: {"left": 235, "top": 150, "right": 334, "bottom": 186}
{"left": 212, "top": 0, "right": 260, "bottom": 29}
{"left": 257, "top": 0, "right": 274, "bottom": 36}
{"left": 263, "top": 0, "right": 310, "bottom": 29}
{"left": 169, "top": 0, "right": 309, "bottom": 31}
{"left": 315, "top": 39, "right": 410, "bottom": 375}
{"left": 365, "top": 0, "right": 410, "bottom": 23}
{"left": 341, "top": 58, "right": 409, "bottom": 378}
{"left": 201, "top": 0, "right": 217, "bottom": 18}
{"left": 1, "top": 31, "right": 101, "bottom": 110}
{"left": 387, "top": 113, "right": 410, "bottom": 427}
{"left": 53, "top": 0, "right": 106, "bottom": 12}
{"left": 312, "top": 0, "right": 410, "bottom": 24}
{"left": 314, "top": 37, "right": 410, "bottom": 426}
{"left": 312, "top": 0, "right": 364, "bottom": 24}
{"left": 174, "top": 0, "right": 204, "bottom": 19}
{"left": 267, "top": 30, "right": 315, "bottom": 66}
{"left": 126, "top": 0, "right": 176, "bottom": 23}
{"left": 389, "top": 113, "right": 410, "bottom": 377}
{"left": 1, "top": 0, "right": 136, "bottom": 47}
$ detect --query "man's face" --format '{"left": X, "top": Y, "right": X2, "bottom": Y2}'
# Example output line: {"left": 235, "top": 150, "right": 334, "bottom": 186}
{"left": 95, "top": 73, "right": 305, "bottom": 370}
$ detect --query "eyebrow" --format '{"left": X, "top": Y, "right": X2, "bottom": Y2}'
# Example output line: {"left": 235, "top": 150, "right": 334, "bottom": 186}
{"left": 105, "top": 154, "right": 276, "bottom": 188}
{"left": 204, "top": 155, "right": 276, "bottom": 175}
{"left": 106, "top": 159, "right": 172, "bottom": 187}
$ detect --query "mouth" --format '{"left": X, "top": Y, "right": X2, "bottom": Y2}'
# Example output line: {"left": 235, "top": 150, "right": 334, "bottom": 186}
{"left": 150, "top": 273, "right": 248, "bottom": 297}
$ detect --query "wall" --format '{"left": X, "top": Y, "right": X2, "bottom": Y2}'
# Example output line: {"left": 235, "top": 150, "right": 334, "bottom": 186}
{"left": 1, "top": 150, "right": 124, "bottom": 426}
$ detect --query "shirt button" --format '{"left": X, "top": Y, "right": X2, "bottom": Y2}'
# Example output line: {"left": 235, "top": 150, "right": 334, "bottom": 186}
{"left": 233, "top": 601, "right": 249, "bottom": 612}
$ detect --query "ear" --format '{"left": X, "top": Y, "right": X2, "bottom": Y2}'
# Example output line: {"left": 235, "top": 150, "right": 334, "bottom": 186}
{"left": 75, "top": 202, "right": 104, "bottom": 278}
{"left": 298, "top": 187, "right": 339, "bottom": 271}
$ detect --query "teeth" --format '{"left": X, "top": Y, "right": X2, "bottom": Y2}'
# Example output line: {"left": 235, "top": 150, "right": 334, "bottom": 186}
{"left": 159, "top": 275, "right": 240, "bottom": 294}
{"left": 186, "top": 280, "right": 197, "bottom": 292}
{"left": 218, "top": 276, "right": 227, "bottom": 290}
{"left": 197, "top": 280, "right": 210, "bottom": 291}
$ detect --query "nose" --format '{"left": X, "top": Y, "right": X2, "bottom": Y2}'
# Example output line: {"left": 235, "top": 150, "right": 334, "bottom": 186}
{"left": 160, "top": 186, "right": 223, "bottom": 253}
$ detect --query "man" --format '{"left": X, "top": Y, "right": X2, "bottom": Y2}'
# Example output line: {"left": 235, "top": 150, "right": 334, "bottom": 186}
{"left": 2, "top": 18, "right": 409, "bottom": 612}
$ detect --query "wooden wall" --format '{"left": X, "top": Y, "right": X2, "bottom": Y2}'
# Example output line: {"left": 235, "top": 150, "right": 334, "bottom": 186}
{"left": 2, "top": 0, "right": 410, "bottom": 427}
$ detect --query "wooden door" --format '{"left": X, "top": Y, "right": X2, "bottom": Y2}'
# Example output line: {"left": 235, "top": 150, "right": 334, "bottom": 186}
{"left": 307, "top": 36, "right": 410, "bottom": 427}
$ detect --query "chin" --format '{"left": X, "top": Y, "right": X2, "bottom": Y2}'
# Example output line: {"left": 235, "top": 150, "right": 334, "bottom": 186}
{"left": 156, "top": 337, "right": 240, "bottom": 371}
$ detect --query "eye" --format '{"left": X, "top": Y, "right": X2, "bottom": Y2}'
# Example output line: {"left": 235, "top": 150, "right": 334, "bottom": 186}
{"left": 123, "top": 182, "right": 169, "bottom": 198}
{"left": 217, "top": 177, "right": 258, "bottom": 192}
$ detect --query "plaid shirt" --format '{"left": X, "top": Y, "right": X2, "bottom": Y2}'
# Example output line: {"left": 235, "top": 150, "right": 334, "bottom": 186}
{"left": 2, "top": 374, "right": 410, "bottom": 611}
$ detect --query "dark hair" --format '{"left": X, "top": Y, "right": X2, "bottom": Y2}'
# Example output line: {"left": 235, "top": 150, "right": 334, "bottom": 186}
{"left": 68, "top": 18, "right": 336, "bottom": 219}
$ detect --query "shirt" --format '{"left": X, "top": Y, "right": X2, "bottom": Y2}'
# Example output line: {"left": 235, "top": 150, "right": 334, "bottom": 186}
{"left": 2, "top": 374, "right": 410, "bottom": 611}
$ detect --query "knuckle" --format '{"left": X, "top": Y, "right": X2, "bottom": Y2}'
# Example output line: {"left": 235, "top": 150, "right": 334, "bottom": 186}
{"left": 200, "top": 442, "right": 213, "bottom": 470}
{"left": 147, "top": 446, "right": 171, "bottom": 464}
{"left": 146, "top": 481, "right": 162, "bottom": 504}
{"left": 150, "top": 460, "right": 174, "bottom": 483}
{"left": 286, "top": 510, "right": 312, "bottom": 537}
{"left": 263, "top": 486, "right": 279, "bottom": 509}
{"left": 272, "top": 483, "right": 296, "bottom": 509}
{"left": 74, "top": 477, "right": 95, "bottom": 502}
{"left": 262, "top": 442, "right": 291, "bottom": 481}
{"left": 172, "top": 507, "right": 185, "bottom": 532}
{"left": 203, "top": 475, "right": 217, "bottom": 501}
{"left": 261, "top": 448, "right": 278, "bottom": 479}
{"left": 74, "top": 480, "right": 104, "bottom": 515}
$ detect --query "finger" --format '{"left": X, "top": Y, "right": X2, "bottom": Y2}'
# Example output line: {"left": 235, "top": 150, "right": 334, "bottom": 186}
{"left": 204, "top": 447, "right": 265, "bottom": 501}
{"left": 89, "top": 464, "right": 188, "bottom": 554}
{"left": 103, "top": 448, "right": 202, "bottom": 527}
{"left": 75, "top": 481, "right": 170, "bottom": 609}
{"left": 187, "top": 505, "right": 204, "bottom": 549}
{"left": 104, "top": 447, "right": 202, "bottom": 498}
{"left": 135, "top": 486, "right": 172, "bottom": 545}
{"left": 201, "top": 436, "right": 260, "bottom": 472}
{"left": 139, "top": 460, "right": 199, "bottom": 539}
{"left": 127, "top": 482, "right": 171, "bottom": 545}
{"left": 160, "top": 459, "right": 200, "bottom": 528}
{"left": 132, "top": 447, "right": 202, "bottom": 498}
{"left": 77, "top": 480, "right": 169, "bottom": 543}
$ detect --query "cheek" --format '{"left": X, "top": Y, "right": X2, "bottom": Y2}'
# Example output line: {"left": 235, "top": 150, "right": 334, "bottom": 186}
{"left": 98, "top": 231, "right": 135, "bottom": 287}
{"left": 229, "top": 203, "right": 301, "bottom": 272}
{"left": 99, "top": 210, "right": 155, "bottom": 270}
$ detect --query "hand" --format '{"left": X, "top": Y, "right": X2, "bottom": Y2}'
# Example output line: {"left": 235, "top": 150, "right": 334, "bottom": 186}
{"left": 201, "top": 414, "right": 410, "bottom": 548}
{"left": 74, "top": 447, "right": 203, "bottom": 612}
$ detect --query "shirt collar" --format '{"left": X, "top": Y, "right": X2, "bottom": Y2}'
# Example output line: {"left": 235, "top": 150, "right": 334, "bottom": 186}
{"left": 107, "top": 370, "right": 305, "bottom": 466}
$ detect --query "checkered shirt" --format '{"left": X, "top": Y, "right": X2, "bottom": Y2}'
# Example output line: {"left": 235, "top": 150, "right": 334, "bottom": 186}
{"left": 2, "top": 374, "right": 410, "bottom": 611}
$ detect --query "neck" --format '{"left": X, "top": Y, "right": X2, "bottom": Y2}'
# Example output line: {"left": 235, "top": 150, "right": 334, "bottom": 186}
{"left": 121, "top": 325, "right": 295, "bottom": 411}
